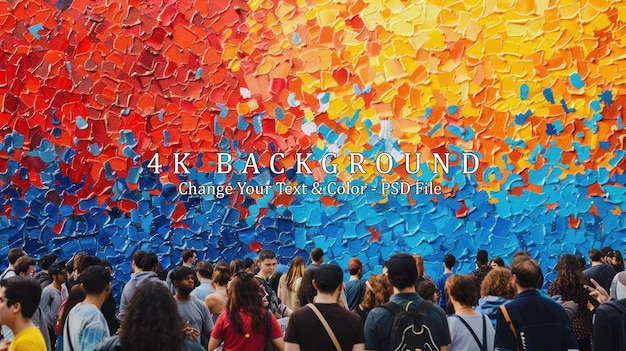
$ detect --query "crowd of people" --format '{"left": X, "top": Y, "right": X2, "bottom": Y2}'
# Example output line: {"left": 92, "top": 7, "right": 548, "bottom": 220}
{"left": 0, "top": 245, "right": 624, "bottom": 351}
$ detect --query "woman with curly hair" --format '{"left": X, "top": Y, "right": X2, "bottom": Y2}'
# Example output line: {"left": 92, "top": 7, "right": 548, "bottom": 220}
{"left": 278, "top": 256, "right": 305, "bottom": 311}
{"left": 352, "top": 274, "right": 393, "bottom": 323}
{"left": 95, "top": 280, "right": 204, "bottom": 351}
{"left": 475, "top": 266, "right": 515, "bottom": 328}
{"left": 208, "top": 271, "right": 284, "bottom": 351}
{"left": 548, "top": 254, "right": 592, "bottom": 351}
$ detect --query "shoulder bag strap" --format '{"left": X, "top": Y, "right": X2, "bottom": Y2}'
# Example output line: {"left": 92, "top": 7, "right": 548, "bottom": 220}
{"left": 307, "top": 303, "right": 342, "bottom": 351}
{"left": 453, "top": 314, "right": 487, "bottom": 351}
{"left": 498, "top": 304, "right": 520, "bottom": 351}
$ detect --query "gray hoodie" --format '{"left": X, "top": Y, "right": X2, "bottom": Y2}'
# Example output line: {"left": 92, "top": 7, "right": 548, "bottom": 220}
{"left": 118, "top": 271, "right": 163, "bottom": 321}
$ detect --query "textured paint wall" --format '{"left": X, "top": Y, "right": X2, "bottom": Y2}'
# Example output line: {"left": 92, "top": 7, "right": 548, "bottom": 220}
{"left": 1, "top": 0, "right": 625, "bottom": 296}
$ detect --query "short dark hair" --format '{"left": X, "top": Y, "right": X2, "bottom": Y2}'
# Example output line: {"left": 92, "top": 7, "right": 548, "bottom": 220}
{"left": 182, "top": 249, "right": 197, "bottom": 263}
{"left": 243, "top": 258, "right": 255, "bottom": 270}
{"left": 313, "top": 264, "right": 343, "bottom": 293}
{"left": 2, "top": 276, "right": 41, "bottom": 318}
{"left": 310, "top": 248, "right": 324, "bottom": 262}
{"left": 7, "top": 248, "right": 26, "bottom": 265}
{"left": 133, "top": 250, "right": 148, "bottom": 267}
{"left": 589, "top": 248, "right": 601, "bottom": 262}
{"left": 49, "top": 261, "right": 68, "bottom": 276}
{"left": 170, "top": 266, "right": 195, "bottom": 284}
{"left": 601, "top": 247, "right": 613, "bottom": 259}
{"left": 258, "top": 250, "right": 276, "bottom": 262}
{"left": 40, "top": 253, "right": 58, "bottom": 270}
{"left": 14, "top": 256, "right": 36, "bottom": 275}
{"left": 510, "top": 256, "right": 542, "bottom": 289}
{"left": 476, "top": 250, "right": 489, "bottom": 265}
{"left": 195, "top": 261, "right": 214, "bottom": 279}
{"left": 386, "top": 253, "right": 418, "bottom": 289}
{"left": 79, "top": 255, "right": 103, "bottom": 273}
{"left": 81, "top": 265, "right": 111, "bottom": 295}
{"left": 138, "top": 253, "right": 159, "bottom": 271}
{"left": 443, "top": 254, "right": 456, "bottom": 269}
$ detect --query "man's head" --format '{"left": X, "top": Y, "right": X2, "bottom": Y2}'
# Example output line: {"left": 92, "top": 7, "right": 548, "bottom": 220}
{"left": 310, "top": 247, "right": 324, "bottom": 264}
{"left": 14, "top": 256, "right": 36, "bottom": 277}
{"left": 510, "top": 255, "right": 542, "bottom": 290}
{"left": 40, "top": 253, "right": 58, "bottom": 271}
{"left": 476, "top": 249, "right": 489, "bottom": 266}
{"left": 49, "top": 261, "right": 68, "bottom": 285}
{"left": 386, "top": 253, "right": 418, "bottom": 289}
{"left": 257, "top": 250, "right": 277, "bottom": 278}
{"left": 313, "top": 264, "right": 343, "bottom": 294}
{"left": 348, "top": 258, "right": 363, "bottom": 278}
{"left": 170, "top": 266, "right": 196, "bottom": 296}
{"left": 81, "top": 265, "right": 111, "bottom": 296}
{"left": 601, "top": 247, "right": 613, "bottom": 264}
{"left": 138, "top": 252, "right": 159, "bottom": 272}
{"left": 443, "top": 254, "right": 456, "bottom": 270}
{"left": 132, "top": 250, "right": 148, "bottom": 272}
{"left": 195, "top": 260, "right": 214, "bottom": 279}
{"left": 182, "top": 249, "right": 197, "bottom": 266}
{"left": 7, "top": 248, "right": 26, "bottom": 266}
{"left": 0, "top": 277, "right": 42, "bottom": 327}
{"left": 588, "top": 248, "right": 601, "bottom": 263}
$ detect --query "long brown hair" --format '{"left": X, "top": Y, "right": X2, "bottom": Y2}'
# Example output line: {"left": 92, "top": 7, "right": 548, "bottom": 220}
{"left": 227, "top": 272, "right": 266, "bottom": 335}
{"left": 551, "top": 254, "right": 586, "bottom": 296}
{"left": 286, "top": 256, "right": 305, "bottom": 290}
{"left": 361, "top": 274, "right": 393, "bottom": 310}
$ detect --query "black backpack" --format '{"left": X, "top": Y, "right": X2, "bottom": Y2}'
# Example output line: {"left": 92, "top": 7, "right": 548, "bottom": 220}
{"left": 606, "top": 299, "right": 626, "bottom": 351}
{"left": 381, "top": 299, "right": 439, "bottom": 351}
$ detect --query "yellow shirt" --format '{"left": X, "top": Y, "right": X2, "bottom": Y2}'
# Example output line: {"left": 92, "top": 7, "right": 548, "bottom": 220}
{"left": 9, "top": 326, "right": 46, "bottom": 351}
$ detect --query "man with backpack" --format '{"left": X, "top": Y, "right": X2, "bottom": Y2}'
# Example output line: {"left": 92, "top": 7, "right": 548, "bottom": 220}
{"left": 494, "top": 255, "right": 577, "bottom": 351}
{"left": 364, "top": 252, "right": 450, "bottom": 351}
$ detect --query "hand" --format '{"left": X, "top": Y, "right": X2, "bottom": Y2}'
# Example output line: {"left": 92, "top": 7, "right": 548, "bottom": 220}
{"left": 0, "top": 340, "right": 11, "bottom": 351}
{"left": 183, "top": 321, "right": 200, "bottom": 339}
{"left": 584, "top": 278, "right": 610, "bottom": 304}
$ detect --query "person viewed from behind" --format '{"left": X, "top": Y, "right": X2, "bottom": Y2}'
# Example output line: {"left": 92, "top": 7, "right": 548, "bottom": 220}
{"left": 494, "top": 255, "right": 577, "bottom": 351}
{"left": 0, "top": 277, "right": 47, "bottom": 351}
{"left": 446, "top": 274, "right": 495, "bottom": 351}
{"left": 204, "top": 264, "right": 231, "bottom": 324}
{"left": 56, "top": 284, "right": 86, "bottom": 351}
{"left": 584, "top": 248, "right": 617, "bottom": 295}
{"left": 208, "top": 271, "right": 284, "bottom": 351}
{"left": 278, "top": 256, "right": 305, "bottom": 311}
{"left": 94, "top": 281, "right": 204, "bottom": 351}
{"left": 63, "top": 265, "right": 111, "bottom": 351}
{"left": 436, "top": 253, "right": 456, "bottom": 312}
{"left": 472, "top": 250, "right": 493, "bottom": 287}
{"left": 588, "top": 270, "right": 626, "bottom": 351}
{"left": 118, "top": 252, "right": 162, "bottom": 322}
{"left": 475, "top": 267, "right": 515, "bottom": 328}
{"left": 284, "top": 264, "right": 365, "bottom": 351}
{"left": 413, "top": 254, "right": 435, "bottom": 288}
{"left": 364, "top": 253, "right": 450, "bottom": 351}
{"left": 548, "top": 254, "right": 592, "bottom": 351}
{"left": 345, "top": 257, "right": 366, "bottom": 311}
{"left": 191, "top": 261, "right": 215, "bottom": 302}
{"left": 353, "top": 274, "right": 393, "bottom": 324}
{"left": 35, "top": 253, "right": 58, "bottom": 288}
{"left": 0, "top": 248, "right": 26, "bottom": 284}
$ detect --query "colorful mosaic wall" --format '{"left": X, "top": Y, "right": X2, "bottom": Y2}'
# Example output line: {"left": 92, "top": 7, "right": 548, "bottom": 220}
{"left": 1, "top": 0, "right": 625, "bottom": 293}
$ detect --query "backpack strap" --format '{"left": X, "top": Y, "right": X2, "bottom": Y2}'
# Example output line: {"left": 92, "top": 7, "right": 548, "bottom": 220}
{"left": 499, "top": 304, "right": 520, "bottom": 351}
{"left": 307, "top": 303, "right": 342, "bottom": 351}
{"left": 453, "top": 314, "right": 487, "bottom": 351}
